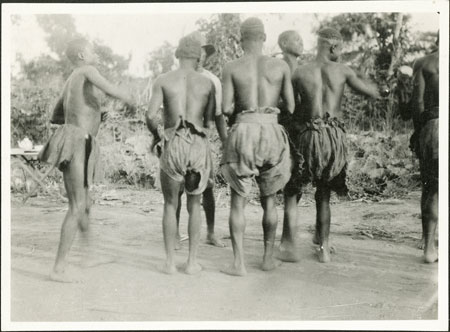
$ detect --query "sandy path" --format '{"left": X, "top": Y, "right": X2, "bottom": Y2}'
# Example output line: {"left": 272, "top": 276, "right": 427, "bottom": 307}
{"left": 10, "top": 189, "right": 438, "bottom": 321}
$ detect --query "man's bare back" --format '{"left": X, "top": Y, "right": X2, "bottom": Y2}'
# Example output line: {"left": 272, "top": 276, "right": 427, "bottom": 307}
{"left": 224, "top": 55, "right": 292, "bottom": 114}
{"left": 293, "top": 60, "right": 379, "bottom": 120}
{"left": 155, "top": 68, "right": 214, "bottom": 129}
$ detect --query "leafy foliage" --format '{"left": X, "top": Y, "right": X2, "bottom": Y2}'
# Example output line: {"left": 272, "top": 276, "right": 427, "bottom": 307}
{"left": 147, "top": 41, "right": 176, "bottom": 78}
{"left": 197, "top": 14, "right": 243, "bottom": 78}
{"left": 316, "top": 13, "right": 436, "bottom": 132}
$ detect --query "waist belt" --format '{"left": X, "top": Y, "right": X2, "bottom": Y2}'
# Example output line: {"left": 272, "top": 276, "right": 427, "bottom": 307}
{"left": 236, "top": 113, "right": 279, "bottom": 124}
{"left": 163, "top": 116, "right": 207, "bottom": 143}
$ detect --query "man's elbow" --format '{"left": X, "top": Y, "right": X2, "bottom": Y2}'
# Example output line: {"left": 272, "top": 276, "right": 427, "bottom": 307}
{"left": 205, "top": 120, "right": 215, "bottom": 130}
{"left": 222, "top": 107, "right": 233, "bottom": 117}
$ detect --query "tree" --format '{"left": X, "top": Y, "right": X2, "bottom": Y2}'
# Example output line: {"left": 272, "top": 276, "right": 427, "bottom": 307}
{"left": 147, "top": 41, "right": 176, "bottom": 78}
{"left": 197, "top": 13, "right": 243, "bottom": 78}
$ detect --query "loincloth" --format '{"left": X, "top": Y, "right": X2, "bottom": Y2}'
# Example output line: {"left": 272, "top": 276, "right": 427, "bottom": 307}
{"left": 159, "top": 117, "right": 212, "bottom": 195}
{"left": 417, "top": 108, "right": 439, "bottom": 187}
{"left": 288, "top": 113, "right": 348, "bottom": 196}
{"left": 410, "top": 107, "right": 439, "bottom": 156}
{"left": 220, "top": 107, "right": 292, "bottom": 197}
{"left": 38, "top": 124, "right": 99, "bottom": 187}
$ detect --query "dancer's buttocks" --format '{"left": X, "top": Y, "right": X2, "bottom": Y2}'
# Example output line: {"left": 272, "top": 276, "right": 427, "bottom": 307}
{"left": 159, "top": 118, "right": 212, "bottom": 196}
{"left": 221, "top": 107, "right": 292, "bottom": 197}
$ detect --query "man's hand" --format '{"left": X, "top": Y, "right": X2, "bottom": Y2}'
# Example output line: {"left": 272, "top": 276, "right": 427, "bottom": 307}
{"left": 379, "top": 85, "right": 390, "bottom": 98}
{"left": 101, "top": 111, "right": 109, "bottom": 122}
{"left": 150, "top": 136, "right": 162, "bottom": 158}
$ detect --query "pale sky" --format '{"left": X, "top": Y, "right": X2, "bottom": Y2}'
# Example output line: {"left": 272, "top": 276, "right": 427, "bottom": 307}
{"left": 10, "top": 12, "right": 439, "bottom": 77}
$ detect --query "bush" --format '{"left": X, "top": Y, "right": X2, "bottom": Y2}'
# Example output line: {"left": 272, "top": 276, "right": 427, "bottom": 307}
{"left": 346, "top": 131, "right": 420, "bottom": 198}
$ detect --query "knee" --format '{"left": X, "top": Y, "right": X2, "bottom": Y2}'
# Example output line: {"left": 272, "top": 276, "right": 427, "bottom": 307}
{"left": 70, "top": 203, "right": 89, "bottom": 230}
{"left": 185, "top": 171, "right": 201, "bottom": 193}
{"left": 422, "top": 204, "right": 438, "bottom": 222}
{"left": 71, "top": 203, "right": 86, "bottom": 218}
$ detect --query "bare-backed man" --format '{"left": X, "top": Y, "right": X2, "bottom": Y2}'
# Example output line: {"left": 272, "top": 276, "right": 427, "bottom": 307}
{"left": 291, "top": 28, "right": 382, "bottom": 263}
{"left": 174, "top": 31, "right": 228, "bottom": 249}
{"left": 146, "top": 35, "right": 216, "bottom": 274}
{"left": 38, "top": 39, "right": 135, "bottom": 282}
{"left": 401, "top": 35, "right": 439, "bottom": 263}
{"left": 220, "top": 17, "right": 295, "bottom": 276}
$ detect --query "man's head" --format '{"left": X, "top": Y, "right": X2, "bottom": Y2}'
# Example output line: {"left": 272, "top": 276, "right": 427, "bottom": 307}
{"left": 317, "top": 28, "right": 343, "bottom": 62}
{"left": 240, "top": 17, "right": 266, "bottom": 44}
{"left": 186, "top": 31, "right": 216, "bottom": 68}
{"left": 66, "top": 38, "right": 98, "bottom": 65}
{"left": 278, "top": 30, "right": 303, "bottom": 57}
{"left": 175, "top": 34, "right": 202, "bottom": 61}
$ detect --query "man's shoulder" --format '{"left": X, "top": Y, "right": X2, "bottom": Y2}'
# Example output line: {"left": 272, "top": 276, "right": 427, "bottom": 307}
{"left": 264, "top": 56, "right": 288, "bottom": 69}
{"left": 201, "top": 69, "right": 221, "bottom": 85}
{"left": 76, "top": 64, "right": 99, "bottom": 75}
{"left": 420, "top": 52, "right": 439, "bottom": 69}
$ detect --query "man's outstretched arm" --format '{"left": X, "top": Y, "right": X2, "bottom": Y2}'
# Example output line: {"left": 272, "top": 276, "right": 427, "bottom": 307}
{"left": 146, "top": 78, "right": 163, "bottom": 142}
{"left": 281, "top": 63, "right": 295, "bottom": 114}
{"left": 345, "top": 67, "right": 381, "bottom": 99}
{"left": 84, "top": 66, "right": 134, "bottom": 105}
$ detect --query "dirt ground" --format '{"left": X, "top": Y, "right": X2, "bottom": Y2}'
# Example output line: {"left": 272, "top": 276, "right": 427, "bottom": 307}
{"left": 10, "top": 187, "right": 438, "bottom": 322}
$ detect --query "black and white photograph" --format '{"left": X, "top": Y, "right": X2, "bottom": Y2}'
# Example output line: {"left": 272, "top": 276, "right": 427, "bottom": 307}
{"left": 1, "top": 1, "right": 448, "bottom": 330}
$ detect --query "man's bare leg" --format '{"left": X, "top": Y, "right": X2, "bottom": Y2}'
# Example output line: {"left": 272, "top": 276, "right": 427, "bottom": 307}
{"left": 315, "top": 185, "right": 332, "bottom": 263}
{"left": 278, "top": 193, "right": 300, "bottom": 262}
{"left": 203, "top": 187, "right": 225, "bottom": 247}
{"left": 417, "top": 192, "right": 426, "bottom": 250}
{"left": 50, "top": 160, "right": 86, "bottom": 283}
{"left": 261, "top": 195, "right": 282, "bottom": 271}
{"left": 185, "top": 193, "right": 203, "bottom": 274}
{"left": 175, "top": 190, "right": 183, "bottom": 250}
{"left": 160, "top": 171, "right": 182, "bottom": 274}
{"left": 221, "top": 189, "right": 247, "bottom": 276}
{"left": 422, "top": 184, "right": 438, "bottom": 263}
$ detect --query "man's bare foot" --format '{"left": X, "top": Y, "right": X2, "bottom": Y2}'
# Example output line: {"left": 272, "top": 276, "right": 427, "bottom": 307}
{"left": 221, "top": 264, "right": 247, "bottom": 277}
{"left": 49, "top": 269, "right": 83, "bottom": 283}
{"left": 185, "top": 262, "right": 203, "bottom": 275}
{"left": 277, "top": 245, "right": 300, "bottom": 263}
{"left": 160, "top": 262, "right": 177, "bottom": 274}
{"left": 261, "top": 257, "right": 282, "bottom": 271}
{"left": 317, "top": 246, "right": 331, "bottom": 263}
{"left": 206, "top": 233, "right": 226, "bottom": 247}
{"left": 424, "top": 249, "right": 438, "bottom": 263}
{"left": 313, "top": 235, "right": 336, "bottom": 254}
